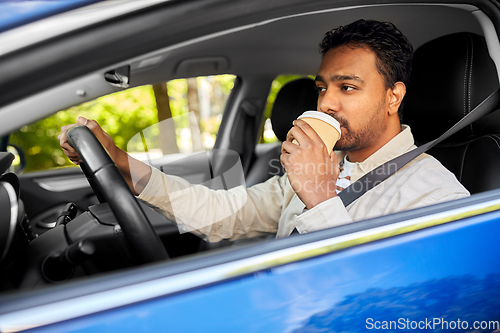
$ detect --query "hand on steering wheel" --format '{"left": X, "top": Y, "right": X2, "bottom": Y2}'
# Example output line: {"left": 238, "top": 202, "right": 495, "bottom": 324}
{"left": 59, "top": 117, "right": 117, "bottom": 166}
{"left": 66, "top": 124, "right": 169, "bottom": 264}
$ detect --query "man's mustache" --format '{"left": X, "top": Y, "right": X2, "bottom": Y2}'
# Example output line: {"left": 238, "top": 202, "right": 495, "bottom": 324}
{"left": 326, "top": 113, "right": 349, "bottom": 130}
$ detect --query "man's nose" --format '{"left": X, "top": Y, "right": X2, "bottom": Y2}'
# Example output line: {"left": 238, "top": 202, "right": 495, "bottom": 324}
{"left": 318, "top": 89, "right": 341, "bottom": 113}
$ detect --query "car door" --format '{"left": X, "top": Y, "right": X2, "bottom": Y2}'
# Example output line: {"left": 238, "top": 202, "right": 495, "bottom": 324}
{"left": 2, "top": 190, "right": 500, "bottom": 332}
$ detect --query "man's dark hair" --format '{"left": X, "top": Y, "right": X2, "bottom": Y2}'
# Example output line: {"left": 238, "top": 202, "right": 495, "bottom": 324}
{"left": 319, "top": 19, "right": 413, "bottom": 118}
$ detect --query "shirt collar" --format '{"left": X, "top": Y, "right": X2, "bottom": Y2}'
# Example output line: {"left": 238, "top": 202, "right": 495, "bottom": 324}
{"left": 335, "top": 125, "right": 415, "bottom": 181}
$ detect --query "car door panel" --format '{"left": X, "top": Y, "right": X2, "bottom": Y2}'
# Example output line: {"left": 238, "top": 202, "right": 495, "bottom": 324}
{"left": 6, "top": 194, "right": 500, "bottom": 332}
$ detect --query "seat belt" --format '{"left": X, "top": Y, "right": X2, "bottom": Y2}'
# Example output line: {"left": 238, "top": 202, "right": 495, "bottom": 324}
{"left": 338, "top": 88, "right": 500, "bottom": 207}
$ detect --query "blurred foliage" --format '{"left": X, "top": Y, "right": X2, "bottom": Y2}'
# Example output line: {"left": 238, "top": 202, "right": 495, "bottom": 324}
{"left": 10, "top": 75, "right": 235, "bottom": 172}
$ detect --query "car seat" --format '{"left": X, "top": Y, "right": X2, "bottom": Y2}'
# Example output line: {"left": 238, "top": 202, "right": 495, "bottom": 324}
{"left": 245, "top": 78, "right": 318, "bottom": 186}
{"left": 404, "top": 32, "right": 500, "bottom": 194}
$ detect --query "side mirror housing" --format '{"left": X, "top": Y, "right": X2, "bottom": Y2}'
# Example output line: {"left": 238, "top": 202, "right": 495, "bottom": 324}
{"left": 6, "top": 144, "right": 26, "bottom": 174}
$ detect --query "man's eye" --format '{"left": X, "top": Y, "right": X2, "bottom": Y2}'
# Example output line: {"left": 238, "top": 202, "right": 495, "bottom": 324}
{"left": 315, "top": 86, "right": 326, "bottom": 93}
{"left": 342, "top": 85, "right": 355, "bottom": 91}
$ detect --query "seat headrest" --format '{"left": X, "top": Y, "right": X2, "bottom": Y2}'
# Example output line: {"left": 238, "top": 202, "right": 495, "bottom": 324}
{"left": 271, "top": 78, "right": 318, "bottom": 142}
{"left": 404, "top": 32, "right": 500, "bottom": 143}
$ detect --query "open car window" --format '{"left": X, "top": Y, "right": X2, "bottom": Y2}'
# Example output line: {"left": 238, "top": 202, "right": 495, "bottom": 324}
{"left": 10, "top": 75, "right": 236, "bottom": 173}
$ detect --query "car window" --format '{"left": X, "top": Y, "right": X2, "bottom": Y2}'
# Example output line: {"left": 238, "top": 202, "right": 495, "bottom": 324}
{"left": 260, "top": 74, "right": 314, "bottom": 144}
{"left": 10, "top": 74, "right": 237, "bottom": 173}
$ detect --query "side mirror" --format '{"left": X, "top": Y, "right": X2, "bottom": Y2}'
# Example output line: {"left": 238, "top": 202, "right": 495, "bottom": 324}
{"left": 7, "top": 144, "right": 26, "bottom": 174}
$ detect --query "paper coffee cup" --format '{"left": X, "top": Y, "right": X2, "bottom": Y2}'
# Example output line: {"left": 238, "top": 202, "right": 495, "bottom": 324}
{"left": 293, "top": 111, "right": 341, "bottom": 152}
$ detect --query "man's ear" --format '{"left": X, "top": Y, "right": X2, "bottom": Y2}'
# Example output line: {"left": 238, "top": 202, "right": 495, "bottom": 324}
{"left": 387, "top": 82, "right": 406, "bottom": 116}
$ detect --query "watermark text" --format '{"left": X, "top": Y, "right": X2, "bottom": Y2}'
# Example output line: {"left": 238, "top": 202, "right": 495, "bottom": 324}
{"left": 366, "top": 317, "right": 500, "bottom": 330}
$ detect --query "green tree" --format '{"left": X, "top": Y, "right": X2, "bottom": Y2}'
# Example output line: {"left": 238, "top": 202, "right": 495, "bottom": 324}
{"left": 10, "top": 75, "right": 236, "bottom": 173}
{"left": 10, "top": 85, "right": 159, "bottom": 172}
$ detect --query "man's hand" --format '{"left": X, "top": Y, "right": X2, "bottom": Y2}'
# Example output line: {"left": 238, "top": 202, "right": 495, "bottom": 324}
{"left": 280, "top": 119, "right": 340, "bottom": 209}
{"left": 58, "top": 116, "right": 118, "bottom": 165}
{"left": 58, "top": 116, "right": 151, "bottom": 196}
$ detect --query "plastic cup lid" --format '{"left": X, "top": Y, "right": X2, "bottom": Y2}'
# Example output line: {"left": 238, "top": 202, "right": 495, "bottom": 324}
{"left": 298, "top": 110, "right": 341, "bottom": 137}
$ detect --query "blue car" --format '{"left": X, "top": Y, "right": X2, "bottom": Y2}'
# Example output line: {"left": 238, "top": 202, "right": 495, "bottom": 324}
{"left": 1, "top": 0, "right": 500, "bottom": 332}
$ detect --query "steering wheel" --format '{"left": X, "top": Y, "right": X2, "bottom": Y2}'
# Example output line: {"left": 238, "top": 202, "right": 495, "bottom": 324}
{"left": 67, "top": 125, "right": 169, "bottom": 264}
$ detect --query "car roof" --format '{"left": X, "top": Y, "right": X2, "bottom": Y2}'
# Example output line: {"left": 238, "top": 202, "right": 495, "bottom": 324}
{"left": 0, "top": 0, "right": 109, "bottom": 33}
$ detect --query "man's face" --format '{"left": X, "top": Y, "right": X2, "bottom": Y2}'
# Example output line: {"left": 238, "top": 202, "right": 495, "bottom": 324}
{"left": 315, "top": 45, "right": 391, "bottom": 151}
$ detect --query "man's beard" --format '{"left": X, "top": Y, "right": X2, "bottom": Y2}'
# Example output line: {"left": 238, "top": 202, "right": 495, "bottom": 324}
{"left": 331, "top": 104, "right": 386, "bottom": 152}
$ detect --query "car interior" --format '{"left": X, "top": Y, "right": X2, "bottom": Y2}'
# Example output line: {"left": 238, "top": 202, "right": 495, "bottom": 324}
{"left": 405, "top": 32, "right": 500, "bottom": 194}
{"left": 1, "top": 1, "right": 500, "bottom": 293}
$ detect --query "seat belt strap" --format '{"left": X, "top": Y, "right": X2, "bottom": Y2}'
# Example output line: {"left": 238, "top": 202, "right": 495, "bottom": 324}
{"left": 338, "top": 88, "right": 500, "bottom": 207}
